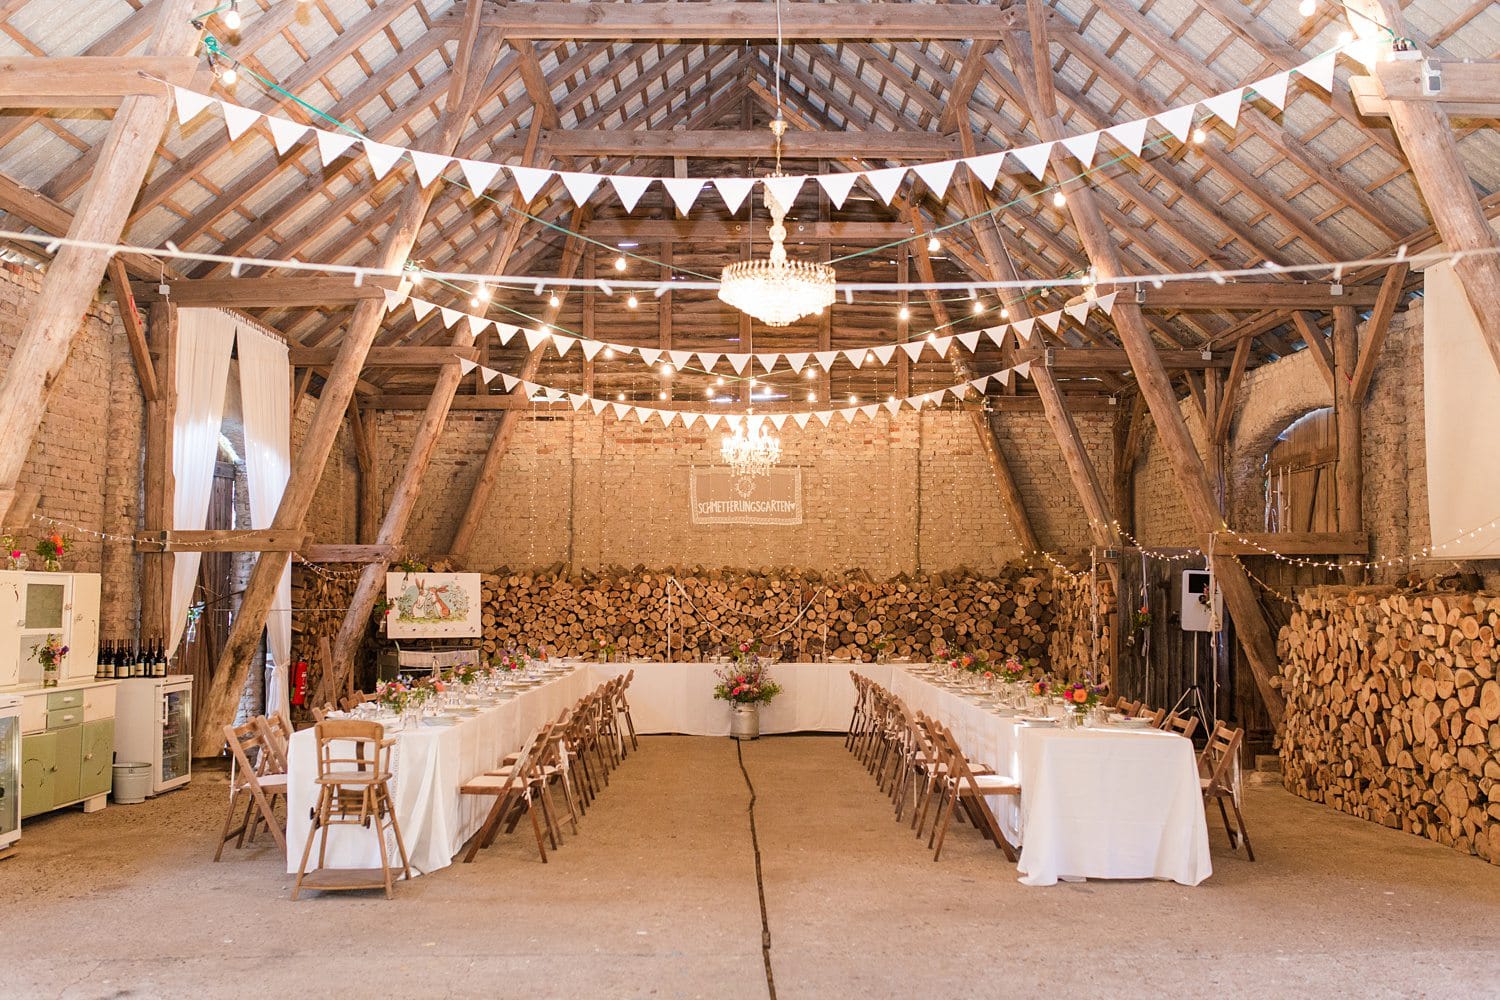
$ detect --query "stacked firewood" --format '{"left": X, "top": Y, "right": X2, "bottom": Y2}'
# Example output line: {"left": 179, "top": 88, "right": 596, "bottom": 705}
{"left": 289, "top": 563, "right": 362, "bottom": 699}
{"left": 472, "top": 565, "right": 1070, "bottom": 664}
{"left": 1279, "top": 586, "right": 1500, "bottom": 865}
{"left": 1046, "top": 571, "right": 1117, "bottom": 683}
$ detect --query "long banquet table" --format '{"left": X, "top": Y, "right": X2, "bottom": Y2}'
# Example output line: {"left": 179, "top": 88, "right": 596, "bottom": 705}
{"left": 877, "top": 664, "right": 1211, "bottom": 886}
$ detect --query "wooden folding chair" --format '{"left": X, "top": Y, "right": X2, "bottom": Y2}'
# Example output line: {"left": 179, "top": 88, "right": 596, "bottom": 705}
{"left": 1162, "top": 712, "right": 1200, "bottom": 740}
{"left": 1200, "top": 722, "right": 1254, "bottom": 861}
{"left": 614, "top": 670, "right": 639, "bottom": 754}
{"left": 292, "top": 720, "right": 411, "bottom": 899}
{"left": 1136, "top": 705, "right": 1167, "bottom": 727}
{"left": 215, "top": 719, "right": 288, "bottom": 861}
{"left": 925, "top": 718, "right": 1019, "bottom": 862}
{"left": 461, "top": 733, "right": 552, "bottom": 863}
{"left": 1115, "top": 699, "right": 1140, "bottom": 716}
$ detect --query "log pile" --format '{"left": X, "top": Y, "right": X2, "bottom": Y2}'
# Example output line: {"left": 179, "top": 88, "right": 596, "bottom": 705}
{"left": 290, "top": 563, "right": 364, "bottom": 701}
{"left": 1046, "top": 570, "right": 1117, "bottom": 684}
{"left": 1279, "top": 586, "right": 1500, "bottom": 865}
{"left": 471, "top": 565, "right": 1071, "bottom": 664}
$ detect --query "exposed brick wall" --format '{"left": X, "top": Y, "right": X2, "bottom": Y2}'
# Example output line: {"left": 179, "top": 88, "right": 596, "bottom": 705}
{"left": 0, "top": 263, "right": 141, "bottom": 635}
{"left": 294, "top": 394, "right": 360, "bottom": 547}
{"left": 374, "top": 408, "right": 1113, "bottom": 574}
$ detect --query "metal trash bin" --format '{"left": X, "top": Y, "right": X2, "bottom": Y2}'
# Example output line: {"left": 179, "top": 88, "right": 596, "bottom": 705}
{"left": 112, "top": 762, "right": 152, "bottom": 804}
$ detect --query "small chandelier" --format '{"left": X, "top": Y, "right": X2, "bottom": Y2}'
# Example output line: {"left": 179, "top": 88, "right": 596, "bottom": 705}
{"left": 718, "top": 118, "right": 837, "bottom": 328}
{"left": 721, "top": 419, "right": 782, "bottom": 477}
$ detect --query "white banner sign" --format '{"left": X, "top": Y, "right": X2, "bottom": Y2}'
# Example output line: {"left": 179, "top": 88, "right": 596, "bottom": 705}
{"left": 690, "top": 467, "right": 803, "bottom": 526}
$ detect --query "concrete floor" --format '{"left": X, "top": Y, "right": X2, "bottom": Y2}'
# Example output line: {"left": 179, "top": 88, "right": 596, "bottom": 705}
{"left": 1, "top": 735, "right": 1498, "bottom": 999}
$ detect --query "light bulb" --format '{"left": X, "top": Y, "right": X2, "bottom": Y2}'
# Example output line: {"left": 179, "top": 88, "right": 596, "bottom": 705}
{"left": 1337, "top": 29, "right": 1354, "bottom": 45}
{"left": 410, "top": 269, "right": 424, "bottom": 286}
{"left": 807, "top": 391, "right": 817, "bottom": 402}
{"left": 865, "top": 352, "right": 875, "bottom": 364}
{"left": 469, "top": 297, "right": 480, "bottom": 307}
{"left": 848, "top": 394, "right": 859, "bottom": 404}
{"left": 220, "top": 66, "right": 238, "bottom": 85}
{"left": 887, "top": 394, "right": 896, "bottom": 403}
{"left": 616, "top": 393, "right": 625, "bottom": 401}
{"left": 749, "top": 378, "right": 758, "bottom": 387}
{"left": 660, "top": 363, "right": 674, "bottom": 376}
{"left": 926, "top": 332, "right": 937, "bottom": 343}
{"left": 549, "top": 294, "right": 560, "bottom": 308}
{"left": 705, "top": 388, "right": 715, "bottom": 398}
{"left": 715, "top": 376, "right": 725, "bottom": 386}
{"left": 1052, "top": 190, "right": 1067, "bottom": 208}
{"left": 926, "top": 236, "right": 941, "bottom": 252}
{"left": 805, "top": 367, "right": 817, "bottom": 379}
{"left": 972, "top": 300, "right": 985, "bottom": 314}
{"left": 1192, "top": 128, "right": 1207, "bottom": 145}
{"left": 614, "top": 255, "right": 627, "bottom": 271}
{"left": 627, "top": 295, "right": 639, "bottom": 309}
{"left": 603, "top": 347, "right": 615, "bottom": 359}
{"left": 659, "top": 390, "right": 668, "bottom": 401}
{"left": 1000, "top": 307, "right": 1010, "bottom": 319}
{"left": 475, "top": 284, "right": 490, "bottom": 301}
{"left": 898, "top": 306, "right": 911, "bottom": 321}
{"left": 1298, "top": 0, "right": 1315, "bottom": 15}
{"left": 224, "top": 2, "right": 242, "bottom": 29}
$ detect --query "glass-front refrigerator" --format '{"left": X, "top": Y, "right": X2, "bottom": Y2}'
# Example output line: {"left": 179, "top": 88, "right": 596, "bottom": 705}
{"left": 159, "top": 678, "right": 191, "bottom": 791}
{"left": 0, "top": 695, "right": 20, "bottom": 850}
{"left": 114, "top": 676, "right": 192, "bottom": 795}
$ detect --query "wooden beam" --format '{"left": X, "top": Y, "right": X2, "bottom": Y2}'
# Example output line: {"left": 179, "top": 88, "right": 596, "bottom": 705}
{"left": 939, "top": 39, "right": 995, "bottom": 132}
{"left": 1018, "top": 349, "right": 1232, "bottom": 370}
{"left": 539, "top": 127, "right": 962, "bottom": 158}
{"left": 106, "top": 258, "right": 157, "bottom": 401}
{"left": 301, "top": 544, "right": 404, "bottom": 564}
{"left": 288, "top": 346, "right": 478, "bottom": 367}
{"left": 0, "top": 0, "right": 200, "bottom": 530}
{"left": 136, "top": 276, "right": 392, "bottom": 307}
{"left": 0, "top": 56, "right": 200, "bottom": 107}
{"left": 1369, "top": 58, "right": 1500, "bottom": 105}
{"left": 1352, "top": 264, "right": 1409, "bottom": 401}
{"left": 513, "top": 41, "right": 560, "bottom": 128}
{"left": 1343, "top": 2, "right": 1500, "bottom": 375}
{"left": 476, "top": 2, "right": 1023, "bottom": 39}
{"left": 1213, "top": 337, "right": 1252, "bottom": 447}
{"left": 1213, "top": 532, "right": 1369, "bottom": 556}
{"left": 1292, "top": 311, "right": 1337, "bottom": 392}
{"left": 1332, "top": 305, "right": 1363, "bottom": 585}
{"left": 201, "top": 1, "right": 501, "bottom": 755}
{"left": 139, "top": 301, "right": 177, "bottom": 647}
{"left": 147, "top": 529, "right": 310, "bottom": 553}
{"left": 1110, "top": 283, "right": 1380, "bottom": 310}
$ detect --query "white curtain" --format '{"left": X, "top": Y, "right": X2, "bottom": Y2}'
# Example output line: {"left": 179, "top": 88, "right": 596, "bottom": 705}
{"left": 237, "top": 323, "right": 293, "bottom": 718}
{"left": 170, "top": 309, "right": 236, "bottom": 656}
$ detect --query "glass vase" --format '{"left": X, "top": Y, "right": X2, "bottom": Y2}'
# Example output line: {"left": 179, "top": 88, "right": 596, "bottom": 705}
{"left": 43, "top": 662, "right": 59, "bottom": 688}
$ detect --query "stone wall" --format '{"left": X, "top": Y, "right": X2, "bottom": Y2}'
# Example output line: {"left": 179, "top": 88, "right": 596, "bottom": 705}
{"left": 374, "top": 408, "right": 1114, "bottom": 575}
{"left": 1279, "top": 586, "right": 1500, "bottom": 865}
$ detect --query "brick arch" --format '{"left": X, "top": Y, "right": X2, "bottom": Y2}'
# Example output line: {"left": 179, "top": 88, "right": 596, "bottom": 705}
{"left": 1226, "top": 352, "right": 1334, "bottom": 531}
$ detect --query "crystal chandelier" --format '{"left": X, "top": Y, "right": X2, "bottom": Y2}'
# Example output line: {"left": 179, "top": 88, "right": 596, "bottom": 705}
{"left": 721, "top": 419, "right": 782, "bottom": 477}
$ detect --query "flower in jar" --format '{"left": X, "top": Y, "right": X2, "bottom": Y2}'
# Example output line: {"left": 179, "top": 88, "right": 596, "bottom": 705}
{"left": 739, "top": 643, "right": 751, "bottom": 653}
{"left": 1072, "top": 687, "right": 1088, "bottom": 704}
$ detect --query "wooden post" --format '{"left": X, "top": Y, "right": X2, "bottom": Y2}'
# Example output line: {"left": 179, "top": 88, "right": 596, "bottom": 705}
{"left": 198, "top": 10, "right": 502, "bottom": 755}
{"left": 0, "top": 1, "right": 201, "bottom": 527}
{"left": 1332, "top": 305, "right": 1363, "bottom": 585}
{"left": 139, "top": 301, "right": 178, "bottom": 644}
{"left": 348, "top": 399, "right": 379, "bottom": 545}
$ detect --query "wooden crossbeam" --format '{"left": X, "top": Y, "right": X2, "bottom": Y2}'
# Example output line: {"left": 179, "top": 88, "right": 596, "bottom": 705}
{"left": 0, "top": 56, "right": 200, "bottom": 107}
{"left": 147, "top": 529, "right": 310, "bottom": 553}
{"left": 1351, "top": 60, "right": 1500, "bottom": 116}
{"left": 106, "top": 259, "right": 158, "bottom": 401}
{"left": 288, "top": 346, "right": 478, "bottom": 367}
{"left": 1213, "top": 532, "right": 1369, "bottom": 556}
{"left": 475, "top": 2, "right": 1023, "bottom": 38}
{"left": 366, "top": 394, "right": 1120, "bottom": 413}
{"left": 1111, "top": 283, "right": 1381, "bottom": 310}
{"left": 300, "top": 544, "right": 404, "bottom": 564}
{"left": 1352, "top": 264, "right": 1409, "bottom": 401}
{"left": 538, "top": 127, "right": 963, "bottom": 157}
{"left": 134, "top": 276, "right": 392, "bottom": 307}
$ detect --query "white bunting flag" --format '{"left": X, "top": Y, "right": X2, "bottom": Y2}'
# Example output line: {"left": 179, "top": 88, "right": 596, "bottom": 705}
{"left": 363, "top": 139, "right": 406, "bottom": 180}
{"left": 969, "top": 375, "right": 990, "bottom": 392}
{"left": 221, "top": 102, "right": 262, "bottom": 142}
{"left": 814, "top": 411, "right": 833, "bottom": 428}
{"left": 173, "top": 86, "right": 214, "bottom": 125}
{"left": 381, "top": 287, "right": 407, "bottom": 313}
{"left": 927, "top": 335, "right": 952, "bottom": 357}
{"left": 662, "top": 177, "right": 705, "bottom": 215}
{"left": 494, "top": 323, "right": 519, "bottom": 346}
{"left": 859, "top": 404, "right": 879, "bottom": 421}
{"left": 1064, "top": 299, "right": 1091, "bottom": 324}
{"left": 580, "top": 339, "right": 605, "bottom": 361}
{"left": 1300, "top": 50, "right": 1336, "bottom": 92}
{"left": 669, "top": 350, "right": 694, "bottom": 370}
{"left": 523, "top": 327, "right": 550, "bottom": 350}
{"left": 1012, "top": 141, "right": 1055, "bottom": 181}
{"left": 883, "top": 398, "right": 902, "bottom": 416}
{"left": 559, "top": 171, "right": 602, "bottom": 205}
{"left": 1252, "top": 71, "right": 1289, "bottom": 110}
{"left": 1105, "top": 118, "right": 1149, "bottom": 156}
{"left": 638, "top": 347, "right": 663, "bottom": 367}
{"left": 570, "top": 393, "right": 588, "bottom": 411}
{"left": 439, "top": 307, "right": 462, "bottom": 330}
{"left": 993, "top": 369, "right": 1011, "bottom": 388}
{"left": 839, "top": 408, "right": 858, "bottom": 424}
{"left": 459, "top": 357, "right": 477, "bottom": 374}
{"left": 684, "top": 412, "right": 702, "bottom": 430}
{"left": 1014, "top": 361, "right": 1032, "bottom": 380}
{"left": 956, "top": 330, "right": 982, "bottom": 353}
{"left": 552, "top": 334, "right": 575, "bottom": 356}
{"left": 610, "top": 175, "right": 653, "bottom": 213}
{"left": 1061, "top": 130, "right": 1101, "bottom": 168}
{"left": 913, "top": 160, "right": 958, "bottom": 199}
{"left": 267, "top": 116, "right": 310, "bottom": 156}
{"left": 610, "top": 402, "right": 631, "bottom": 420}
{"left": 843, "top": 348, "right": 867, "bottom": 369}
{"left": 770, "top": 413, "right": 789, "bottom": 431}
{"left": 589, "top": 397, "right": 608, "bottom": 415}
{"left": 945, "top": 384, "right": 968, "bottom": 400}
{"left": 501, "top": 373, "right": 519, "bottom": 391}
{"left": 458, "top": 158, "right": 503, "bottom": 196}
{"left": 815, "top": 172, "right": 859, "bottom": 209}
{"left": 872, "top": 344, "right": 898, "bottom": 365}
{"left": 899, "top": 340, "right": 926, "bottom": 363}
{"left": 1154, "top": 104, "right": 1197, "bottom": 144}
{"left": 864, "top": 166, "right": 907, "bottom": 205}
{"left": 411, "top": 298, "right": 436, "bottom": 321}
{"left": 410, "top": 150, "right": 451, "bottom": 188}
{"left": 793, "top": 412, "right": 812, "bottom": 430}
{"left": 509, "top": 164, "right": 552, "bottom": 202}
{"left": 784, "top": 352, "right": 810, "bottom": 373}
{"left": 756, "top": 353, "right": 780, "bottom": 374}
{"left": 697, "top": 352, "right": 722, "bottom": 372}
{"left": 725, "top": 353, "right": 752, "bottom": 375}
{"left": 547, "top": 388, "right": 568, "bottom": 404}
{"left": 762, "top": 175, "right": 806, "bottom": 215}
{"left": 1095, "top": 291, "right": 1119, "bottom": 315}
{"left": 713, "top": 177, "right": 757, "bottom": 214}
{"left": 1039, "top": 309, "right": 1063, "bottom": 333}
{"left": 480, "top": 366, "right": 501, "bottom": 385}
{"left": 814, "top": 350, "right": 841, "bottom": 370}
{"left": 465, "top": 313, "right": 489, "bottom": 337}
{"left": 315, "top": 128, "right": 358, "bottom": 166}
{"left": 1202, "top": 88, "right": 1244, "bottom": 130}
{"left": 704, "top": 413, "right": 723, "bottom": 431}
{"left": 984, "top": 326, "right": 1009, "bottom": 347}
{"left": 964, "top": 151, "right": 1006, "bottom": 189}
{"left": 1012, "top": 317, "right": 1036, "bottom": 342}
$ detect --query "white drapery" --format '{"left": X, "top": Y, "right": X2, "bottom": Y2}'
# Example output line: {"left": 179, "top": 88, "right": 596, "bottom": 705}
{"left": 170, "top": 309, "right": 236, "bottom": 656}
{"left": 237, "top": 322, "right": 293, "bottom": 719}
{"left": 1423, "top": 262, "right": 1500, "bottom": 557}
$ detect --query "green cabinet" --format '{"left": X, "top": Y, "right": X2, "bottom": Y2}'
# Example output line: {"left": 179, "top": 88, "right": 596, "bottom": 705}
{"left": 50, "top": 724, "right": 82, "bottom": 807}
{"left": 20, "top": 731, "right": 57, "bottom": 819}
{"left": 79, "top": 719, "right": 114, "bottom": 800}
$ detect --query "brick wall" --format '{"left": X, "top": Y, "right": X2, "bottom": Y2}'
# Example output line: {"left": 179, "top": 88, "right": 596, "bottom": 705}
{"left": 374, "top": 408, "right": 1114, "bottom": 574}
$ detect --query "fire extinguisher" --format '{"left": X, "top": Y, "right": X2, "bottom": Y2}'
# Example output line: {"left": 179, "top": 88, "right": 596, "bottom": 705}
{"left": 291, "top": 660, "right": 309, "bottom": 706}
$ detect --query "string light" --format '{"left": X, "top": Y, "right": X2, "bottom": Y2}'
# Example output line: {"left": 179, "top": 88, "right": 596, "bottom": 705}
{"left": 972, "top": 300, "right": 985, "bottom": 314}
{"left": 804, "top": 367, "right": 817, "bottom": 379}
{"left": 1052, "top": 190, "right": 1067, "bottom": 208}
{"left": 475, "top": 283, "right": 491, "bottom": 301}
{"left": 848, "top": 394, "right": 859, "bottom": 404}
{"left": 548, "top": 294, "right": 560, "bottom": 307}
{"left": 898, "top": 305, "right": 911, "bottom": 321}
{"left": 222, "top": 0, "right": 241, "bottom": 29}
{"left": 1298, "top": 0, "right": 1316, "bottom": 15}
{"left": 660, "top": 363, "right": 674, "bottom": 376}
{"left": 1192, "top": 128, "right": 1207, "bottom": 145}
{"left": 926, "top": 236, "right": 941, "bottom": 252}
{"left": 602, "top": 347, "right": 616, "bottom": 359}
{"left": 626, "top": 294, "right": 638, "bottom": 309}
{"left": 614, "top": 255, "right": 628, "bottom": 272}
{"left": 807, "top": 390, "right": 817, "bottom": 402}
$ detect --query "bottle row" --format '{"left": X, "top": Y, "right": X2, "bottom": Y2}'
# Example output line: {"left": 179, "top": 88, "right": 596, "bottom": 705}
{"left": 96, "top": 639, "right": 172, "bottom": 680}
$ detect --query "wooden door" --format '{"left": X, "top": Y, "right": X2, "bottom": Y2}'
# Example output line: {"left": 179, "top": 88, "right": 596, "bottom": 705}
{"left": 20, "top": 731, "right": 56, "bottom": 819}
{"left": 78, "top": 719, "right": 114, "bottom": 799}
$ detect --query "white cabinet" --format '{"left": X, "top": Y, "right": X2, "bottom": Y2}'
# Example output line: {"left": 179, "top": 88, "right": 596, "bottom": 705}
{"left": 0, "top": 571, "right": 101, "bottom": 689}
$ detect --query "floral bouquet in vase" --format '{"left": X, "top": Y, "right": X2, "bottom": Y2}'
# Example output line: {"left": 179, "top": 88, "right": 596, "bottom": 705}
{"left": 713, "top": 641, "right": 783, "bottom": 705}
{"left": 35, "top": 532, "right": 67, "bottom": 572}
{"left": 31, "top": 634, "right": 67, "bottom": 687}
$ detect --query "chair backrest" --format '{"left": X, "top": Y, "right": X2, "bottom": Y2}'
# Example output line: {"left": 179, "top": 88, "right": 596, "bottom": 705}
{"left": 255, "top": 714, "right": 292, "bottom": 773}
{"left": 224, "top": 719, "right": 273, "bottom": 792}
{"left": 1200, "top": 722, "right": 1244, "bottom": 796}
{"left": 312, "top": 719, "right": 391, "bottom": 781}
{"left": 1163, "top": 712, "right": 1200, "bottom": 740}
{"left": 1116, "top": 699, "right": 1140, "bottom": 716}
{"left": 1138, "top": 705, "right": 1167, "bottom": 727}
{"left": 311, "top": 704, "right": 333, "bottom": 724}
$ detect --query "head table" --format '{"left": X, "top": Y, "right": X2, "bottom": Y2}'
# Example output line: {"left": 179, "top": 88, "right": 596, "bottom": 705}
{"left": 286, "top": 661, "right": 1210, "bottom": 886}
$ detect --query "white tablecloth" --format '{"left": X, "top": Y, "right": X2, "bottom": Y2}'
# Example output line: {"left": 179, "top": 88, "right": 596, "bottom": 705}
{"left": 875, "top": 665, "right": 1211, "bottom": 887}
{"left": 586, "top": 661, "right": 889, "bottom": 736}
{"left": 285, "top": 667, "right": 592, "bottom": 875}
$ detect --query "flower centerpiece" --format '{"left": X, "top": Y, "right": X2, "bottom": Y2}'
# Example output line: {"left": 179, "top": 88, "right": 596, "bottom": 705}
{"left": 35, "top": 532, "right": 66, "bottom": 572}
{"left": 31, "top": 634, "right": 66, "bottom": 688}
{"left": 1, "top": 533, "right": 25, "bottom": 570}
{"left": 492, "top": 649, "right": 528, "bottom": 676}
{"left": 996, "top": 656, "right": 1029, "bottom": 684}
{"left": 713, "top": 640, "right": 782, "bottom": 740}
{"left": 596, "top": 637, "right": 618, "bottom": 663}
{"left": 377, "top": 677, "right": 435, "bottom": 725}
{"left": 1059, "top": 678, "right": 1110, "bottom": 726}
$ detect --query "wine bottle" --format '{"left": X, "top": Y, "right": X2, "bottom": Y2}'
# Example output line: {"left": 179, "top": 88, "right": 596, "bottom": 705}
{"left": 154, "top": 640, "right": 166, "bottom": 678}
{"left": 114, "top": 641, "right": 127, "bottom": 680}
